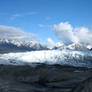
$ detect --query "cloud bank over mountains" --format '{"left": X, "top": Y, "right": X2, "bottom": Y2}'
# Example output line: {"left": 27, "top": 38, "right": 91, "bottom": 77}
{"left": 52, "top": 22, "right": 92, "bottom": 45}
{"left": 0, "top": 25, "right": 37, "bottom": 41}
{"left": 47, "top": 38, "right": 56, "bottom": 49}
{"left": 0, "top": 22, "right": 92, "bottom": 46}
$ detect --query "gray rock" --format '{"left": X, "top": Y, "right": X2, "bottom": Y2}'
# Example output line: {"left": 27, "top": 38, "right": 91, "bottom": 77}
{"left": 0, "top": 64, "right": 92, "bottom": 92}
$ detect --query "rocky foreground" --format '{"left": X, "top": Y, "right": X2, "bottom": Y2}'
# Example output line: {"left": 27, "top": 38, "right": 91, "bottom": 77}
{"left": 0, "top": 64, "right": 92, "bottom": 92}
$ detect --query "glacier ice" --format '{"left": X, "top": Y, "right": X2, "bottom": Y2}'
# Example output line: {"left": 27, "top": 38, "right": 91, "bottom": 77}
{"left": 0, "top": 50, "right": 92, "bottom": 68}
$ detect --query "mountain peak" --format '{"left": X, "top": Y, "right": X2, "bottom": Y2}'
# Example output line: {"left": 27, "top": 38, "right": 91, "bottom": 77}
{"left": 53, "top": 42, "right": 91, "bottom": 51}
{"left": 0, "top": 39, "right": 48, "bottom": 53}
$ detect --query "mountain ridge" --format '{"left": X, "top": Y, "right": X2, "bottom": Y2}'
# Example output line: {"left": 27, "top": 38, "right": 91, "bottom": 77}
{"left": 0, "top": 39, "right": 48, "bottom": 53}
{"left": 53, "top": 42, "right": 92, "bottom": 51}
{"left": 0, "top": 39, "right": 92, "bottom": 53}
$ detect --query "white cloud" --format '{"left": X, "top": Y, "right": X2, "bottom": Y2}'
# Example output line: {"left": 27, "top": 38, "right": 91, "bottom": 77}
{"left": 74, "top": 27, "right": 92, "bottom": 45}
{"left": 45, "top": 16, "right": 51, "bottom": 20}
{"left": 0, "top": 25, "right": 37, "bottom": 41}
{"left": 47, "top": 38, "right": 56, "bottom": 49}
{"left": 52, "top": 22, "right": 78, "bottom": 45}
{"left": 38, "top": 24, "right": 45, "bottom": 28}
{"left": 46, "top": 38, "right": 62, "bottom": 49}
{"left": 52, "top": 22, "right": 92, "bottom": 45}
{"left": 10, "top": 12, "right": 38, "bottom": 20}
{"left": 10, "top": 14, "right": 22, "bottom": 20}
{"left": 28, "top": 12, "right": 37, "bottom": 15}
{"left": 38, "top": 24, "right": 51, "bottom": 28}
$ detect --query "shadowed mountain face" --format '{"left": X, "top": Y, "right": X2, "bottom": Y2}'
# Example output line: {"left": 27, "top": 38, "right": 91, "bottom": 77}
{"left": 0, "top": 64, "right": 92, "bottom": 92}
{"left": 0, "top": 39, "right": 92, "bottom": 54}
{"left": 0, "top": 39, "right": 48, "bottom": 53}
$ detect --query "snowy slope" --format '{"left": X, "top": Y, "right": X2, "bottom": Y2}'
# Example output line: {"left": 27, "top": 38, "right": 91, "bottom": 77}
{"left": 0, "top": 39, "right": 48, "bottom": 52}
{"left": 0, "top": 50, "right": 92, "bottom": 68}
{"left": 67, "top": 43, "right": 89, "bottom": 51}
{"left": 53, "top": 42, "right": 90, "bottom": 51}
{"left": 0, "top": 39, "right": 92, "bottom": 52}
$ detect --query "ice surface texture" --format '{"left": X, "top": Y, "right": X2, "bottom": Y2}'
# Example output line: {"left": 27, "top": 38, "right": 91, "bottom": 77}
{"left": 0, "top": 50, "right": 92, "bottom": 68}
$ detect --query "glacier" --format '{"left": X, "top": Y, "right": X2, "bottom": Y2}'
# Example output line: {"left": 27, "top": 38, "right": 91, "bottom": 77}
{"left": 0, "top": 50, "right": 92, "bottom": 68}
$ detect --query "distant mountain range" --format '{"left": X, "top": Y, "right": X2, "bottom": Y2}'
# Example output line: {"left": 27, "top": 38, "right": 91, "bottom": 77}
{"left": 53, "top": 42, "right": 92, "bottom": 51}
{"left": 0, "top": 39, "right": 92, "bottom": 53}
{"left": 0, "top": 39, "right": 48, "bottom": 53}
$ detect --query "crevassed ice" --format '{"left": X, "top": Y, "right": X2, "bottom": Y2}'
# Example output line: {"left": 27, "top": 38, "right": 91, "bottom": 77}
{"left": 0, "top": 50, "right": 92, "bottom": 68}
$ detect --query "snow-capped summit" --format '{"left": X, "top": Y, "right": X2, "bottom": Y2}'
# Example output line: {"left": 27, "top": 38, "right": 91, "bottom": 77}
{"left": 67, "top": 42, "right": 89, "bottom": 51}
{"left": 0, "top": 39, "right": 24, "bottom": 47}
{"left": 0, "top": 39, "right": 92, "bottom": 52}
{"left": 52, "top": 42, "right": 63, "bottom": 50}
{"left": 0, "top": 39, "right": 48, "bottom": 53}
{"left": 53, "top": 42, "right": 91, "bottom": 51}
{"left": 87, "top": 45, "right": 92, "bottom": 50}
{"left": 56, "top": 42, "right": 62, "bottom": 47}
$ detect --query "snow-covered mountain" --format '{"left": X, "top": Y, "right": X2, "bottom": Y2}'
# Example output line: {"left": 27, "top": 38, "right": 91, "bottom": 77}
{"left": 0, "top": 39, "right": 92, "bottom": 53}
{"left": 66, "top": 43, "right": 89, "bottom": 51}
{"left": 0, "top": 39, "right": 48, "bottom": 53}
{"left": 53, "top": 42, "right": 91, "bottom": 51}
{"left": 0, "top": 39, "right": 92, "bottom": 68}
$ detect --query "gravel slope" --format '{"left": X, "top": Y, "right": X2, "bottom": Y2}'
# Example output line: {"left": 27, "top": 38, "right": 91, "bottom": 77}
{"left": 0, "top": 64, "right": 92, "bottom": 92}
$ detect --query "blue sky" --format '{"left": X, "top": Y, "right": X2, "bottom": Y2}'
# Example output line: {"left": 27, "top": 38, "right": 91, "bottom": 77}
{"left": 0, "top": 0, "right": 92, "bottom": 43}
